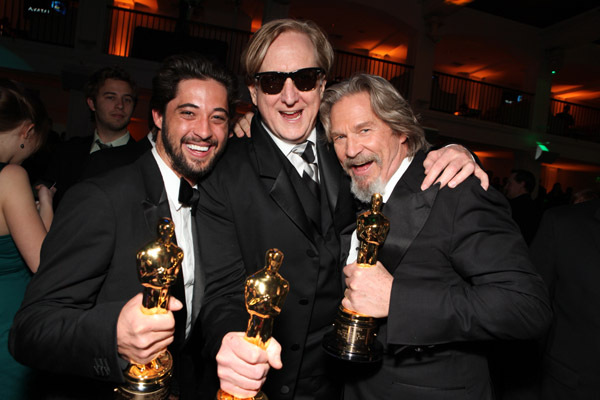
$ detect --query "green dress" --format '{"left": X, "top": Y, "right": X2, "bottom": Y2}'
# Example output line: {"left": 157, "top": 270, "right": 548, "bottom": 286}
{"left": 0, "top": 162, "right": 36, "bottom": 399}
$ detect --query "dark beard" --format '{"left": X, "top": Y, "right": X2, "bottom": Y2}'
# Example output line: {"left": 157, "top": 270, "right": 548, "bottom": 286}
{"left": 160, "top": 120, "right": 224, "bottom": 182}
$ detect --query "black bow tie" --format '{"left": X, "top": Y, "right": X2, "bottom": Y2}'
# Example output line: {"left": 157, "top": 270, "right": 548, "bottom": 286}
{"left": 178, "top": 178, "right": 200, "bottom": 214}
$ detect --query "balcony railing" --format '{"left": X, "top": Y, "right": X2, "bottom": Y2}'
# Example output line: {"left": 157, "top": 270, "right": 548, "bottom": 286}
{"left": 105, "top": 6, "right": 251, "bottom": 76}
{"left": 3, "top": 3, "right": 599, "bottom": 143}
{"left": 105, "top": 6, "right": 414, "bottom": 98}
{"left": 330, "top": 50, "right": 413, "bottom": 98}
{"left": 548, "top": 99, "right": 600, "bottom": 143}
{"left": 430, "top": 72, "right": 534, "bottom": 129}
{"left": 0, "top": 0, "right": 78, "bottom": 47}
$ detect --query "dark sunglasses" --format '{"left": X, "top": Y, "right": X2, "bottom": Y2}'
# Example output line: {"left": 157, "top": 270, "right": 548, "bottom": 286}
{"left": 254, "top": 67, "right": 324, "bottom": 95}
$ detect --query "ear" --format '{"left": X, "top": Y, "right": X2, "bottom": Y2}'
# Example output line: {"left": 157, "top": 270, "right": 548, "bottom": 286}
{"left": 86, "top": 97, "right": 96, "bottom": 112}
{"left": 248, "top": 84, "right": 258, "bottom": 107}
{"left": 20, "top": 122, "right": 35, "bottom": 139}
{"left": 318, "top": 79, "right": 327, "bottom": 98}
{"left": 151, "top": 109, "right": 163, "bottom": 131}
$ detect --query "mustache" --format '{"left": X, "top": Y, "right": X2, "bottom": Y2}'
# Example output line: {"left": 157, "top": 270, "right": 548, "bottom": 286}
{"left": 343, "top": 154, "right": 381, "bottom": 170}
{"left": 182, "top": 137, "right": 218, "bottom": 147}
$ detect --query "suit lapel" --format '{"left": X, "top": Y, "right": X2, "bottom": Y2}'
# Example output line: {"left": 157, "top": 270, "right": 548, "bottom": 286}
{"left": 317, "top": 132, "right": 340, "bottom": 215}
{"left": 251, "top": 116, "right": 317, "bottom": 242}
{"left": 137, "top": 152, "right": 188, "bottom": 348}
{"left": 379, "top": 151, "right": 438, "bottom": 274}
{"left": 139, "top": 152, "right": 171, "bottom": 233}
{"left": 190, "top": 213, "right": 204, "bottom": 326}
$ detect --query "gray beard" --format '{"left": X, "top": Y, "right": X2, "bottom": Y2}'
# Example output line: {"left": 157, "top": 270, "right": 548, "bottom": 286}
{"left": 350, "top": 176, "right": 386, "bottom": 203}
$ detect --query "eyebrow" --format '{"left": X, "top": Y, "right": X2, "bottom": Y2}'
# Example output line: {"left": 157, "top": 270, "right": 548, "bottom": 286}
{"left": 101, "top": 91, "right": 133, "bottom": 98}
{"left": 176, "top": 104, "right": 229, "bottom": 116}
{"left": 355, "top": 121, "right": 372, "bottom": 130}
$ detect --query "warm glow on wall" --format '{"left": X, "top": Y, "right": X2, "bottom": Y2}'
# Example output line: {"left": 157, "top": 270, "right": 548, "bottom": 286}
{"left": 114, "top": 0, "right": 134, "bottom": 9}
{"left": 251, "top": 18, "right": 262, "bottom": 33}
{"left": 369, "top": 44, "right": 407, "bottom": 63}
{"left": 133, "top": 0, "right": 158, "bottom": 12}
{"left": 552, "top": 84, "right": 582, "bottom": 94}
{"left": 555, "top": 90, "right": 600, "bottom": 102}
{"left": 444, "top": 0, "right": 474, "bottom": 5}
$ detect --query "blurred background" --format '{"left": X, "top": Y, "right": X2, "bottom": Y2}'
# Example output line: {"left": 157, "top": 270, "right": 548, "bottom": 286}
{"left": 1, "top": 0, "right": 599, "bottom": 195}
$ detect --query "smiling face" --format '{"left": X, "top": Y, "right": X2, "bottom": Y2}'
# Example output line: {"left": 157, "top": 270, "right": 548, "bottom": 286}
{"left": 153, "top": 78, "right": 229, "bottom": 184}
{"left": 249, "top": 30, "right": 325, "bottom": 144}
{"left": 87, "top": 78, "right": 135, "bottom": 134}
{"left": 330, "top": 92, "right": 407, "bottom": 201}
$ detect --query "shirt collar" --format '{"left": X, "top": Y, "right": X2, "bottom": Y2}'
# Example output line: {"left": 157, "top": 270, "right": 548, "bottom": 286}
{"left": 90, "top": 130, "right": 131, "bottom": 153}
{"left": 262, "top": 122, "right": 318, "bottom": 160}
{"left": 382, "top": 156, "right": 413, "bottom": 203}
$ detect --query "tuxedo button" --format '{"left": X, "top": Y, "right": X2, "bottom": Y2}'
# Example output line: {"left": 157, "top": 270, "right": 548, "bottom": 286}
{"left": 280, "top": 385, "right": 290, "bottom": 394}
{"left": 306, "top": 249, "right": 317, "bottom": 258}
{"left": 291, "top": 343, "right": 300, "bottom": 351}
{"left": 414, "top": 346, "right": 423, "bottom": 352}
{"left": 298, "top": 298, "right": 309, "bottom": 305}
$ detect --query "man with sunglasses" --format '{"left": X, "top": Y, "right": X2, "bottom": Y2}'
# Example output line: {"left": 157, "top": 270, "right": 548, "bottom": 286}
{"left": 198, "top": 19, "right": 488, "bottom": 400}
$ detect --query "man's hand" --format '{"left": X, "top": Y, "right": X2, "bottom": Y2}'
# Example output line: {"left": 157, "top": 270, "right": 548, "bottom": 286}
{"left": 342, "top": 262, "right": 393, "bottom": 318}
{"left": 422, "top": 144, "right": 489, "bottom": 191}
{"left": 230, "top": 112, "right": 254, "bottom": 138}
{"left": 116, "top": 293, "right": 182, "bottom": 364}
{"left": 216, "top": 332, "right": 282, "bottom": 398}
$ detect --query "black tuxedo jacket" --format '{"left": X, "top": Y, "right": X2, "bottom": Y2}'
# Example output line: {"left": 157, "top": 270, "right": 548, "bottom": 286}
{"left": 10, "top": 151, "right": 203, "bottom": 399}
{"left": 530, "top": 199, "right": 600, "bottom": 399}
{"left": 341, "top": 151, "right": 552, "bottom": 400}
{"left": 197, "top": 115, "right": 355, "bottom": 399}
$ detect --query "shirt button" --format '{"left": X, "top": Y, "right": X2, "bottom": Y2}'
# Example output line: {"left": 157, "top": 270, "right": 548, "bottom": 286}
{"left": 280, "top": 385, "right": 290, "bottom": 394}
{"left": 306, "top": 249, "right": 317, "bottom": 258}
{"left": 298, "top": 298, "right": 309, "bottom": 305}
{"left": 291, "top": 344, "right": 300, "bottom": 351}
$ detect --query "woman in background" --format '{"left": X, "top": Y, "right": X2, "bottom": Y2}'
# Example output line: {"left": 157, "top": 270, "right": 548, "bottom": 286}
{"left": 0, "top": 79, "right": 54, "bottom": 399}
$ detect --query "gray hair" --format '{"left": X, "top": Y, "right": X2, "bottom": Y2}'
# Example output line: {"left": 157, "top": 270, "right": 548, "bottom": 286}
{"left": 320, "top": 73, "right": 430, "bottom": 157}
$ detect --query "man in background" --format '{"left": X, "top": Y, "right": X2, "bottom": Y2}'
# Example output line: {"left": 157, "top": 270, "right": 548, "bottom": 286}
{"left": 45, "top": 66, "right": 139, "bottom": 205}
{"left": 504, "top": 168, "right": 540, "bottom": 244}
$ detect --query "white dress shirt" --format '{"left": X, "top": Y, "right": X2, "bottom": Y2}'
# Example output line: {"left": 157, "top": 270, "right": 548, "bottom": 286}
{"left": 263, "top": 122, "right": 320, "bottom": 181}
{"left": 151, "top": 148, "right": 196, "bottom": 338}
{"left": 346, "top": 156, "right": 414, "bottom": 265}
{"left": 89, "top": 130, "right": 131, "bottom": 153}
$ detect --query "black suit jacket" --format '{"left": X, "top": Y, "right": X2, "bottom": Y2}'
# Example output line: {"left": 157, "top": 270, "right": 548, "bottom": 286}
{"left": 44, "top": 134, "right": 140, "bottom": 207}
{"left": 10, "top": 151, "right": 203, "bottom": 399}
{"left": 342, "top": 151, "right": 552, "bottom": 400}
{"left": 530, "top": 199, "right": 600, "bottom": 399}
{"left": 198, "top": 115, "right": 355, "bottom": 399}
{"left": 82, "top": 135, "right": 153, "bottom": 178}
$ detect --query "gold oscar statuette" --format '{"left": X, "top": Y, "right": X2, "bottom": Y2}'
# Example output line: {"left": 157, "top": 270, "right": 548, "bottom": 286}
{"left": 115, "top": 217, "right": 183, "bottom": 399}
{"left": 216, "top": 248, "right": 289, "bottom": 400}
{"left": 323, "top": 193, "right": 390, "bottom": 362}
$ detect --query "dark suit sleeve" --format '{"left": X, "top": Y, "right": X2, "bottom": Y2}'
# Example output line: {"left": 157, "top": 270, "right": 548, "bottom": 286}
{"left": 9, "top": 180, "right": 127, "bottom": 382}
{"left": 386, "top": 182, "right": 552, "bottom": 345}
{"left": 197, "top": 173, "right": 249, "bottom": 358}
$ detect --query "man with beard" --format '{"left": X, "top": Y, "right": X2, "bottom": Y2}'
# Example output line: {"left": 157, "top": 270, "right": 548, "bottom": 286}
{"left": 44, "top": 66, "right": 139, "bottom": 206}
{"left": 318, "top": 74, "right": 551, "bottom": 400}
{"left": 10, "top": 54, "right": 236, "bottom": 399}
